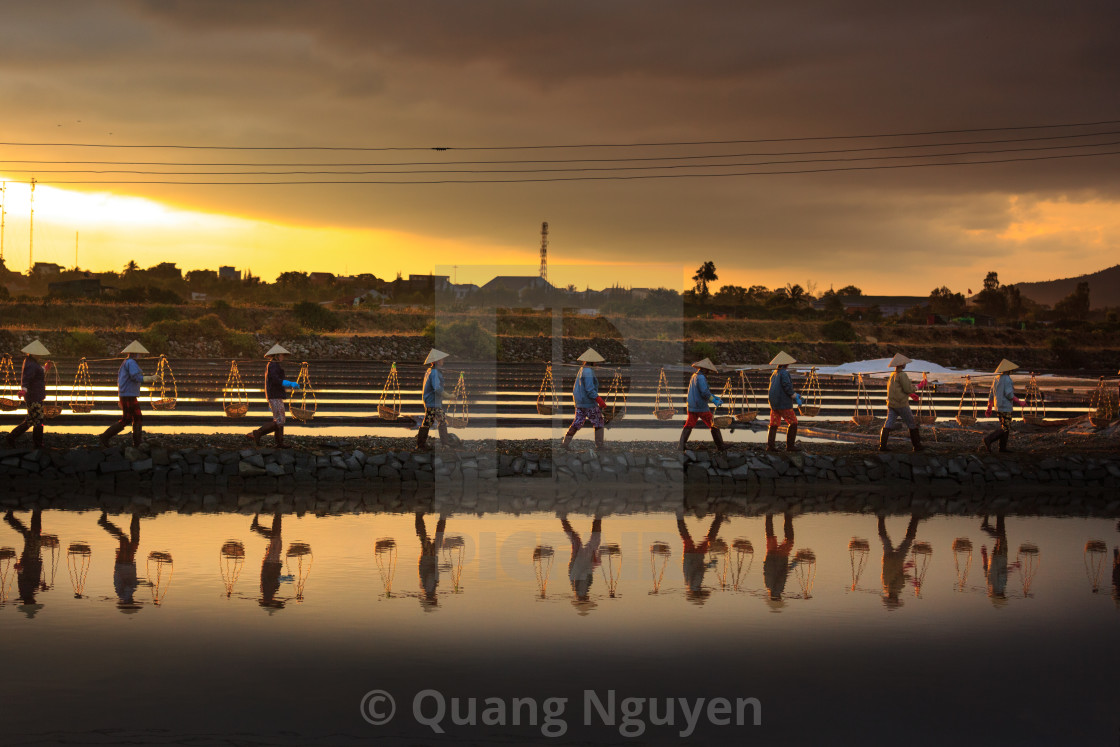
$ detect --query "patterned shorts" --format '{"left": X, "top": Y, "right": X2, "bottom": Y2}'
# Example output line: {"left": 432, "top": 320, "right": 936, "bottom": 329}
{"left": 571, "top": 406, "right": 605, "bottom": 430}
{"left": 23, "top": 401, "right": 44, "bottom": 427}
{"left": 268, "top": 398, "right": 286, "bottom": 426}
{"left": 422, "top": 407, "right": 446, "bottom": 428}
{"left": 768, "top": 408, "right": 798, "bottom": 427}
{"left": 996, "top": 412, "right": 1013, "bottom": 432}
{"left": 684, "top": 410, "right": 714, "bottom": 429}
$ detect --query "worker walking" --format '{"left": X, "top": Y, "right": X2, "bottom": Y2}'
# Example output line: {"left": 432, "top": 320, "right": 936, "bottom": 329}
{"left": 679, "top": 358, "right": 727, "bottom": 452}
{"left": 248, "top": 344, "right": 299, "bottom": 448}
{"left": 766, "top": 351, "right": 801, "bottom": 452}
{"left": 879, "top": 353, "right": 926, "bottom": 452}
{"left": 99, "top": 340, "right": 154, "bottom": 448}
{"left": 560, "top": 348, "right": 609, "bottom": 451}
{"left": 417, "top": 349, "right": 453, "bottom": 450}
{"left": 982, "top": 359, "right": 1023, "bottom": 453}
{"left": 5, "top": 340, "right": 53, "bottom": 449}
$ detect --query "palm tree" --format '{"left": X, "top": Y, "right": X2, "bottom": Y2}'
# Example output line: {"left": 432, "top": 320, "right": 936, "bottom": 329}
{"left": 123, "top": 259, "right": 139, "bottom": 275}
{"left": 692, "top": 261, "right": 718, "bottom": 302}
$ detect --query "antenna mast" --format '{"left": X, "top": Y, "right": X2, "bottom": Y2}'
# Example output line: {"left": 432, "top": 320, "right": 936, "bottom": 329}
{"left": 539, "top": 221, "right": 549, "bottom": 283}
{"left": 0, "top": 182, "right": 6, "bottom": 262}
{"left": 29, "top": 178, "right": 36, "bottom": 272}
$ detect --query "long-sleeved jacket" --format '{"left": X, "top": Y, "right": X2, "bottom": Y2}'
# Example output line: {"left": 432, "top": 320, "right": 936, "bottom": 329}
{"left": 768, "top": 368, "right": 795, "bottom": 410}
{"left": 992, "top": 373, "right": 1016, "bottom": 412}
{"left": 886, "top": 371, "right": 917, "bottom": 409}
{"left": 117, "top": 358, "right": 144, "bottom": 398}
{"left": 20, "top": 357, "right": 46, "bottom": 403}
{"left": 422, "top": 366, "right": 444, "bottom": 409}
{"left": 572, "top": 365, "right": 599, "bottom": 408}
{"left": 265, "top": 360, "right": 286, "bottom": 400}
{"left": 686, "top": 372, "right": 714, "bottom": 412}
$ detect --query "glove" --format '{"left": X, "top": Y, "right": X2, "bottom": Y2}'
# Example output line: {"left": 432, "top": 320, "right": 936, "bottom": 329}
{"left": 916, "top": 378, "right": 927, "bottom": 389}
{"left": 985, "top": 403, "right": 994, "bottom": 417}
{"left": 283, "top": 379, "right": 301, "bottom": 390}
{"left": 711, "top": 396, "right": 723, "bottom": 407}
{"left": 43, "top": 361, "right": 52, "bottom": 371}
{"left": 595, "top": 396, "right": 606, "bottom": 409}
{"left": 794, "top": 393, "right": 803, "bottom": 406}
{"left": 909, "top": 393, "right": 920, "bottom": 403}
{"left": 142, "top": 375, "right": 155, "bottom": 384}
{"left": 1012, "top": 397, "right": 1023, "bottom": 406}
{"left": 18, "top": 388, "right": 27, "bottom": 398}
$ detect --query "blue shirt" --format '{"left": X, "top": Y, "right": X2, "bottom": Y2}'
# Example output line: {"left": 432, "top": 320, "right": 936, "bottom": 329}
{"left": 117, "top": 358, "right": 144, "bottom": 398}
{"left": 422, "top": 366, "right": 444, "bottom": 409}
{"left": 686, "top": 372, "right": 714, "bottom": 412}
{"left": 572, "top": 365, "right": 599, "bottom": 408}
{"left": 20, "top": 358, "right": 46, "bottom": 403}
{"left": 768, "top": 368, "right": 795, "bottom": 410}
{"left": 993, "top": 374, "right": 1016, "bottom": 412}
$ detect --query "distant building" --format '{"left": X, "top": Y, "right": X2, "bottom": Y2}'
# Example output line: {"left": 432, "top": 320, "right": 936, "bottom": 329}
{"left": 810, "top": 295, "right": 927, "bottom": 317}
{"left": 31, "top": 262, "right": 64, "bottom": 276}
{"left": 308, "top": 272, "right": 336, "bottom": 285}
{"left": 48, "top": 277, "right": 109, "bottom": 298}
{"left": 191, "top": 292, "right": 208, "bottom": 302}
{"left": 405, "top": 274, "right": 451, "bottom": 293}
{"left": 479, "top": 275, "right": 553, "bottom": 298}
{"left": 218, "top": 266, "right": 241, "bottom": 282}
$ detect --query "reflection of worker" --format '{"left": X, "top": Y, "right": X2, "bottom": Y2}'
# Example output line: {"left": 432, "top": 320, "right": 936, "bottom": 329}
{"left": 763, "top": 513, "right": 795, "bottom": 604}
{"left": 677, "top": 511, "right": 725, "bottom": 604}
{"left": 415, "top": 512, "right": 447, "bottom": 610}
{"left": 879, "top": 514, "right": 920, "bottom": 609}
{"left": 251, "top": 512, "right": 284, "bottom": 610}
{"left": 980, "top": 514, "right": 1019, "bottom": 605}
{"left": 560, "top": 513, "right": 602, "bottom": 613}
{"left": 5, "top": 509, "right": 45, "bottom": 617}
{"left": 98, "top": 511, "right": 142, "bottom": 613}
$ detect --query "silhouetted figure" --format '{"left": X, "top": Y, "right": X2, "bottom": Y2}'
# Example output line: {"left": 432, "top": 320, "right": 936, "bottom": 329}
{"left": 98, "top": 511, "right": 141, "bottom": 613}
{"left": 879, "top": 514, "right": 920, "bottom": 609}
{"left": 764, "top": 513, "right": 795, "bottom": 605}
{"left": 677, "top": 511, "right": 725, "bottom": 604}
{"left": 5, "top": 509, "right": 44, "bottom": 618}
{"left": 251, "top": 513, "right": 284, "bottom": 611}
{"left": 560, "top": 514, "right": 602, "bottom": 614}
{"left": 415, "top": 512, "right": 447, "bottom": 610}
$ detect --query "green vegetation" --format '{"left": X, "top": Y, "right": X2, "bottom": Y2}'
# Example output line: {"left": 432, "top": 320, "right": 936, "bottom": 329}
{"left": 821, "top": 319, "right": 857, "bottom": 342}
{"left": 293, "top": 301, "right": 342, "bottom": 332}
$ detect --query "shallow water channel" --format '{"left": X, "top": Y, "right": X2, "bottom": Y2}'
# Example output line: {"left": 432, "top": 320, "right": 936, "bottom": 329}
{"left": 1, "top": 495, "right": 1117, "bottom": 745}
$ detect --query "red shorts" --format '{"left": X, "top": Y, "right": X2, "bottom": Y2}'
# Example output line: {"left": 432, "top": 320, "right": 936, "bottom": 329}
{"left": 684, "top": 411, "right": 714, "bottom": 428}
{"left": 768, "top": 408, "right": 798, "bottom": 427}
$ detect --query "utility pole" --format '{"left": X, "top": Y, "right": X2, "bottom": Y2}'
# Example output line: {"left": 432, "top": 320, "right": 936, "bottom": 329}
{"left": 0, "top": 182, "right": 6, "bottom": 263}
{"left": 29, "top": 178, "right": 36, "bottom": 272}
{"left": 75, "top": 231, "right": 79, "bottom": 270}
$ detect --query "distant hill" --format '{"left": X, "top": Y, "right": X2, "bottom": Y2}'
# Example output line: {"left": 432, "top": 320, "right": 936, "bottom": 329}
{"left": 1011, "top": 264, "right": 1120, "bottom": 309}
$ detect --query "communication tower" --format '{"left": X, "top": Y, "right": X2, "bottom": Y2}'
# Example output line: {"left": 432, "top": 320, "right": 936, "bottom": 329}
{"left": 539, "top": 221, "right": 549, "bottom": 283}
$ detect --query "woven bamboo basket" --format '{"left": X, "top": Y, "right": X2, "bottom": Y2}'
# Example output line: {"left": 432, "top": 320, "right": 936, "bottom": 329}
{"left": 955, "top": 414, "right": 977, "bottom": 426}
{"left": 445, "top": 414, "right": 468, "bottom": 428}
{"left": 43, "top": 404, "right": 63, "bottom": 419}
{"left": 736, "top": 410, "right": 758, "bottom": 423}
{"left": 152, "top": 397, "right": 176, "bottom": 411}
{"left": 712, "top": 415, "right": 734, "bottom": 429}
{"left": 602, "top": 405, "right": 623, "bottom": 424}
{"left": 851, "top": 415, "right": 877, "bottom": 427}
{"left": 377, "top": 405, "right": 400, "bottom": 420}
{"left": 916, "top": 415, "right": 938, "bottom": 425}
{"left": 653, "top": 407, "right": 675, "bottom": 421}
{"left": 798, "top": 405, "right": 821, "bottom": 417}
{"left": 536, "top": 403, "right": 554, "bottom": 416}
{"left": 1022, "top": 415, "right": 1047, "bottom": 427}
{"left": 1089, "top": 414, "right": 1112, "bottom": 428}
{"left": 223, "top": 403, "right": 249, "bottom": 418}
{"left": 0, "top": 398, "right": 18, "bottom": 412}
{"left": 289, "top": 406, "right": 315, "bottom": 422}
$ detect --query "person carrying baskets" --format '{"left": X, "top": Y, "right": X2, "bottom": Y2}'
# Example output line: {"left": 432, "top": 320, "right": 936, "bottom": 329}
{"left": 417, "top": 349, "right": 454, "bottom": 450}
{"left": 879, "top": 353, "right": 927, "bottom": 452}
{"left": 560, "top": 348, "right": 608, "bottom": 451}
{"left": 766, "top": 351, "right": 801, "bottom": 452}
{"left": 99, "top": 340, "right": 155, "bottom": 448}
{"left": 679, "top": 358, "right": 727, "bottom": 452}
{"left": 981, "top": 359, "right": 1023, "bottom": 453}
{"left": 4, "top": 340, "right": 53, "bottom": 449}
{"left": 248, "top": 344, "right": 300, "bottom": 448}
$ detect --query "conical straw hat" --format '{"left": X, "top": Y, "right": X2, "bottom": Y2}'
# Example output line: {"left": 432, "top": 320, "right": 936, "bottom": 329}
{"left": 576, "top": 348, "right": 605, "bottom": 363}
{"left": 690, "top": 358, "right": 718, "bottom": 373}
{"left": 994, "top": 359, "right": 1018, "bottom": 374}
{"left": 424, "top": 349, "right": 450, "bottom": 365}
{"left": 264, "top": 344, "right": 291, "bottom": 357}
{"left": 769, "top": 351, "right": 796, "bottom": 367}
{"left": 21, "top": 340, "right": 50, "bottom": 356}
{"left": 120, "top": 340, "right": 150, "bottom": 355}
{"left": 887, "top": 353, "right": 913, "bottom": 368}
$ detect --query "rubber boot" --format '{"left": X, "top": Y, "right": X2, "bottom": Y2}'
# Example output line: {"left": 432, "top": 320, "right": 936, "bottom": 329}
{"left": 274, "top": 426, "right": 285, "bottom": 448}
{"left": 998, "top": 430, "right": 1009, "bottom": 453}
{"left": 437, "top": 422, "right": 452, "bottom": 446}
{"left": 132, "top": 424, "right": 143, "bottom": 448}
{"left": 679, "top": 426, "right": 694, "bottom": 452}
{"left": 560, "top": 424, "right": 578, "bottom": 451}
{"left": 594, "top": 428, "right": 607, "bottom": 451}
{"left": 786, "top": 423, "right": 800, "bottom": 452}
{"left": 766, "top": 426, "right": 779, "bottom": 452}
{"left": 99, "top": 422, "right": 125, "bottom": 448}
{"left": 979, "top": 430, "right": 1000, "bottom": 453}
{"left": 416, "top": 427, "right": 431, "bottom": 451}
{"left": 909, "top": 428, "right": 924, "bottom": 452}
{"left": 6, "top": 422, "right": 30, "bottom": 447}
{"left": 32, "top": 424, "right": 43, "bottom": 449}
{"left": 248, "top": 423, "right": 275, "bottom": 447}
{"left": 711, "top": 428, "right": 728, "bottom": 452}
{"left": 878, "top": 428, "right": 890, "bottom": 452}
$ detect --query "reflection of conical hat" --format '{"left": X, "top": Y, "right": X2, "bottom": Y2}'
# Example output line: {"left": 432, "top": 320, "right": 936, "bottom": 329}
{"left": 264, "top": 344, "right": 290, "bottom": 357}
{"left": 769, "top": 351, "right": 796, "bottom": 366}
{"left": 424, "top": 349, "right": 449, "bottom": 365}
{"left": 887, "top": 353, "right": 912, "bottom": 368}
{"left": 120, "top": 340, "right": 149, "bottom": 355}
{"left": 576, "top": 348, "right": 605, "bottom": 363}
{"left": 690, "top": 357, "right": 718, "bottom": 372}
{"left": 994, "top": 359, "right": 1018, "bottom": 374}
{"left": 21, "top": 340, "right": 50, "bottom": 356}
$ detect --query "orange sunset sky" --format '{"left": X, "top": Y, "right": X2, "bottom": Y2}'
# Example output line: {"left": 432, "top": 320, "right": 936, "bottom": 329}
{"left": 2, "top": 2, "right": 1119, "bottom": 294}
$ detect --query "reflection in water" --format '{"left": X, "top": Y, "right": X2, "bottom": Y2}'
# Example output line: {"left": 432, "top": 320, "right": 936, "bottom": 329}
{"left": 67, "top": 542, "right": 92, "bottom": 599}
{"left": 98, "top": 512, "right": 141, "bottom": 614}
{"left": 848, "top": 538, "right": 870, "bottom": 592}
{"left": 879, "top": 514, "right": 920, "bottom": 609}
{"left": 251, "top": 513, "right": 284, "bottom": 611}
{"left": 374, "top": 538, "right": 397, "bottom": 598}
{"left": 416, "top": 512, "right": 446, "bottom": 610}
{"left": 910, "top": 542, "right": 933, "bottom": 597}
{"left": 1113, "top": 547, "right": 1119, "bottom": 607}
{"left": 600, "top": 543, "right": 622, "bottom": 598}
{"left": 979, "top": 515, "right": 1040, "bottom": 605}
{"left": 561, "top": 514, "right": 601, "bottom": 615}
{"left": 678, "top": 512, "right": 724, "bottom": 605}
{"left": 731, "top": 539, "right": 754, "bottom": 591}
{"left": 952, "top": 538, "right": 973, "bottom": 592}
{"left": 533, "top": 545, "right": 554, "bottom": 599}
{"left": 286, "top": 542, "right": 313, "bottom": 603}
{"left": 146, "top": 551, "right": 174, "bottom": 606}
{"left": 5, "top": 510, "right": 45, "bottom": 617}
{"left": 1017, "top": 543, "right": 1040, "bottom": 598}
{"left": 40, "top": 534, "right": 60, "bottom": 592}
{"left": 442, "top": 536, "right": 465, "bottom": 594}
{"left": 764, "top": 513, "right": 794, "bottom": 607}
{"left": 649, "top": 542, "right": 671, "bottom": 595}
{"left": 0, "top": 545, "right": 15, "bottom": 603}
{"left": 1084, "top": 540, "right": 1107, "bottom": 593}
{"left": 220, "top": 540, "right": 245, "bottom": 598}
{"left": 793, "top": 549, "right": 817, "bottom": 599}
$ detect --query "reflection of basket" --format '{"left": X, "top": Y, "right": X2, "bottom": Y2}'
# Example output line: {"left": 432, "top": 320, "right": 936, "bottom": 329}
{"left": 712, "top": 415, "right": 734, "bottom": 428}
{"left": 602, "top": 405, "right": 623, "bottom": 424}
{"left": 223, "top": 403, "right": 249, "bottom": 418}
{"left": 916, "top": 415, "right": 937, "bottom": 425}
{"left": 0, "top": 398, "right": 18, "bottom": 412}
{"left": 43, "top": 404, "right": 63, "bottom": 419}
{"left": 152, "top": 397, "right": 176, "bottom": 411}
{"left": 798, "top": 405, "right": 820, "bottom": 417}
{"left": 377, "top": 405, "right": 400, "bottom": 420}
{"left": 736, "top": 411, "right": 758, "bottom": 423}
{"left": 290, "top": 406, "right": 315, "bottom": 422}
{"left": 1089, "top": 415, "right": 1112, "bottom": 428}
{"left": 955, "top": 415, "right": 977, "bottom": 426}
{"left": 851, "top": 415, "right": 877, "bottom": 427}
{"left": 536, "top": 403, "right": 554, "bottom": 416}
{"left": 1022, "top": 415, "right": 1046, "bottom": 427}
{"left": 653, "top": 407, "right": 675, "bottom": 421}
